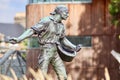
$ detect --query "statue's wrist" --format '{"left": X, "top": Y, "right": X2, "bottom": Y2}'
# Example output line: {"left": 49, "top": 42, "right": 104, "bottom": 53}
{"left": 76, "top": 44, "right": 81, "bottom": 52}
{"left": 17, "top": 38, "right": 21, "bottom": 43}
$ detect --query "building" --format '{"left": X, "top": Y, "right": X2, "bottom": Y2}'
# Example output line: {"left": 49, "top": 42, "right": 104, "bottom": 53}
{"left": 0, "top": 23, "right": 24, "bottom": 40}
{"left": 0, "top": 23, "right": 25, "bottom": 49}
{"left": 14, "top": 12, "right": 26, "bottom": 28}
{"left": 0, "top": 23, "right": 25, "bottom": 46}
{"left": 26, "top": 0, "right": 120, "bottom": 80}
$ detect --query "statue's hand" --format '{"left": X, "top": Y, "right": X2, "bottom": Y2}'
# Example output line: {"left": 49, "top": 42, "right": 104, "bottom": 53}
{"left": 76, "top": 44, "right": 82, "bottom": 52}
{"left": 9, "top": 38, "right": 19, "bottom": 44}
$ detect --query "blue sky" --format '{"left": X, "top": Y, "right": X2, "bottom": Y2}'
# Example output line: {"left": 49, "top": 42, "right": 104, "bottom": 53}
{"left": 0, "top": 0, "right": 27, "bottom": 23}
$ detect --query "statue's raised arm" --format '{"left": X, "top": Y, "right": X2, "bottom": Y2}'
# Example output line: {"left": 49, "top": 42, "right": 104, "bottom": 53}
{"left": 9, "top": 19, "right": 47, "bottom": 44}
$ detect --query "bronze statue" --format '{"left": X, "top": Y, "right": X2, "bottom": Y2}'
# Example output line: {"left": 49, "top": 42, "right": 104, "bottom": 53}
{"left": 9, "top": 5, "right": 81, "bottom": 80}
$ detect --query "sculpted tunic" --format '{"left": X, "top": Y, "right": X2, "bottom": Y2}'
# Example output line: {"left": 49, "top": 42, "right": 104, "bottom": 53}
{"left": 31, "top": 16, "right": 67, "bottom": 80}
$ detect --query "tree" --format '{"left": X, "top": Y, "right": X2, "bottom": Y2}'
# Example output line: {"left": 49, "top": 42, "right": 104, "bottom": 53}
{"left": 109, "top": 0, "right": 120, "bottom": 26}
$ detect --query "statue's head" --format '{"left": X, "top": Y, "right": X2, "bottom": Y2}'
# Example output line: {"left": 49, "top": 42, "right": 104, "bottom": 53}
{"left": 50, "top": 5, "right": 69, "bottom": 20}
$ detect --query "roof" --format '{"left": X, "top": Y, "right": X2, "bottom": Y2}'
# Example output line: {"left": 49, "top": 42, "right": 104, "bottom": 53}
{"left": 0, "top": 23, "right": 25, "bottom": 40}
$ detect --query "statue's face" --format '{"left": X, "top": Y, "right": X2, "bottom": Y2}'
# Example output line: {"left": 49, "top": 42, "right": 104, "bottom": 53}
{"left": 53, "top": 5, "right": 69, "bottom": 20}
{"left": 60, "top": 10, "right": 69, "bottom": 20}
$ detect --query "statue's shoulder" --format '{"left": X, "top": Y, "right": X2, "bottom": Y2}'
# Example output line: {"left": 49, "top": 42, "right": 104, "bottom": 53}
{"left": 38, "top": 16, "right": 51, "bottom": 24}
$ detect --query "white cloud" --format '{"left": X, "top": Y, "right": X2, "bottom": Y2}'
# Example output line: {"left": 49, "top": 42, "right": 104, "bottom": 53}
{"left": 0, "top": 0, "right": 27, "bottom": 10}
{"left": 0, "top": 12, "right": 14, "bottom": 23}
{"left": 13, "top": 0, "right": 27, "bottom": 3}
{"left": 0, "top": 0, "right": 27, "bottom": 23}
{"left": 0, "top": 0, "right": 11, "bottom": 10}
{"left": 0, "top": 0, "right": 14, "bottom": 23}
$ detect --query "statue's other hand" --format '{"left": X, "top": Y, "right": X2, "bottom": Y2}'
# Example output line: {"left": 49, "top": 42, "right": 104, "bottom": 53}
{"left": 9, "top": 38, "right": 18, "bottom": 44}
{"left": 76, "top": 44, "right": 82, "bottom": 52}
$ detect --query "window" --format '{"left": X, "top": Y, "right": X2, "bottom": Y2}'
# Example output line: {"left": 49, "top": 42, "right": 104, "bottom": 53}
{"left": 28, "top": 36, "right": 92, "bottom": 48}
{"left": 66, "top": 36, "right": 92, "bottom": 47}
{"left": 29, "top": 0, "right": 92, "bottom": 3}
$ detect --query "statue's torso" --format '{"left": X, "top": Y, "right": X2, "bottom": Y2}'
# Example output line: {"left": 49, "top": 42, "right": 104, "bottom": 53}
{"left": 38, "top": 17, "right": 65, "bottom": 44}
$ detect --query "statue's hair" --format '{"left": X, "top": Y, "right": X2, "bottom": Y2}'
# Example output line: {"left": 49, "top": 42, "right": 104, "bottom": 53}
{"left": 50, "top": 5, "right": 68, "bottom": 15}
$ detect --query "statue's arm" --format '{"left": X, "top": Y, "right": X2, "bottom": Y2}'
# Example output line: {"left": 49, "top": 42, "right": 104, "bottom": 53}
{"left": 61, "top": 37, "right": 76, "bottom": 50}
{"left": 17, "top": 28, "right": 34, "bottom": 42}
{"left": 9, "top": 28, "right": 34, "bottom": 44}
{"left": 9, "top": 21, "right": 44, "bottom": 44}
{"left": 17, "top": 22, "right": 45, "bottom": 42}
{"left": 60, "top": 37, "right": 81, "bottom": 52}
{"left": 59, "top": 25, "right": 76, "bottom": 50}
{"left": 59, "top": 27, "right": 81, "bottom": 52}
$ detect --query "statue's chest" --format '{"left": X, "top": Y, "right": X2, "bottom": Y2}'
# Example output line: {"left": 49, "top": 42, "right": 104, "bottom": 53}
{"left": 48, "top": 22, "right": 63, "bottom": 34}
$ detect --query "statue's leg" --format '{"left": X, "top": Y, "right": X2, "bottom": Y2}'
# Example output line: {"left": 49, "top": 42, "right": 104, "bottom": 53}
{"left": 37, "top": 48, "right": 51, "bottom": 74}
{"left": 51, "top": 51, "right": 67, "bottom": 80}
{"left": 37, "top": 47, "right": 55, "bottom": 74}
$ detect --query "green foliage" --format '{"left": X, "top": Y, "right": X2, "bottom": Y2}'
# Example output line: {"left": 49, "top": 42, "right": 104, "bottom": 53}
{"left": 109, "top": 0, "right": 120, "bottom": 15}
{"left": 21, "top": 52, "right": 26, "bottom": 59}
{"left": 28, "top": 37, "right": 39, "bottom": 48}
{"left": 20, "top": 39, "right": 28, "bottom": 50}
{"left": 108, "top": 0, "right": 120, "bottom": 26}
{"left": 22, "top": 39, "right": 28, "bottom": 46}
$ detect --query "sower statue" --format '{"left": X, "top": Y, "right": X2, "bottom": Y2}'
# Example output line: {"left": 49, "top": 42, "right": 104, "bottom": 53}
{"left": 9, "top": 5, "right": 81, "bottom": 80}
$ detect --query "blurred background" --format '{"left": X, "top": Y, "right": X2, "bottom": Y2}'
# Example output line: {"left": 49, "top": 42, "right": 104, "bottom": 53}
{"left": 0, "top": 0, "right": 120, "bottom": 80}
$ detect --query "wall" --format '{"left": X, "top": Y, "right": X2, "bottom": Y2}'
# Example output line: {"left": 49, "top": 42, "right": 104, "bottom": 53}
{"left": 26, "top": 0, "right": 120, "bottom": 80}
